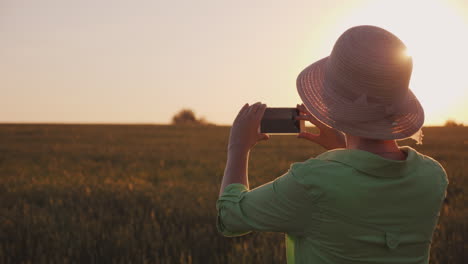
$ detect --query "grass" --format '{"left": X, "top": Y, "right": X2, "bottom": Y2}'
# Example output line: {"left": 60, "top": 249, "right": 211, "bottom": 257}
{"left": 0, "top": 124, "right": 466, "bottom": 263}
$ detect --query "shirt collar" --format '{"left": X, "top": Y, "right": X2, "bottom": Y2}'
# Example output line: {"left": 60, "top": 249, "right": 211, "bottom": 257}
{"left": 316, "top": 146, "right": 419, "bottom": 178}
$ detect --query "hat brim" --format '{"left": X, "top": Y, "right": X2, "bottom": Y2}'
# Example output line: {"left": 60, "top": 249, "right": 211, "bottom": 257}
{"left": 296, "top": 57, "right": 425, "bottom": 140}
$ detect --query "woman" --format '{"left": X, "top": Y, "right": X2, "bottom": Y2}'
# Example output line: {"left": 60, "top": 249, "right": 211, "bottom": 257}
{"left": 216, "top": 25, "right": 448, "bottom": 264}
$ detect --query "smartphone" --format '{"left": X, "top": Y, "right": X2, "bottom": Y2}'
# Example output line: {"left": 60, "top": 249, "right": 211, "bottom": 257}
{"left": 260, "top": 107, "right": 304, "bottom": 135}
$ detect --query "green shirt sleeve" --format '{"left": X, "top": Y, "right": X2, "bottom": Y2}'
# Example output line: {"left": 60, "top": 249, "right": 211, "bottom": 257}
{"left": 216, "top": 162, "right": 320, "bottom": 237}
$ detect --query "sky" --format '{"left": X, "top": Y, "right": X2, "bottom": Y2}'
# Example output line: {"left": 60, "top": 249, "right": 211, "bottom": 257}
{"left": 2, "top": 0, "right": 468, "bottom": 125}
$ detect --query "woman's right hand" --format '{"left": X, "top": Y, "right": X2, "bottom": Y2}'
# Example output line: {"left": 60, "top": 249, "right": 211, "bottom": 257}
{"left": 295, "top": 104, "right": 346, "bottom": 150}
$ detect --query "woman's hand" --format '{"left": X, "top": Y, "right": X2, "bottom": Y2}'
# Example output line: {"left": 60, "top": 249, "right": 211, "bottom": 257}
{"left": 295, "top": 104, "right": 346, "bottom": 150}
{"left": 228, "top": 102, "right": 270, "bottom": 154}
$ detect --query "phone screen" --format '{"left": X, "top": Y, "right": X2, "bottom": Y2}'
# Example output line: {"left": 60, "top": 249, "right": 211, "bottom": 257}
{"left": 260, "top": 107, "right": 303, "bottom": 134}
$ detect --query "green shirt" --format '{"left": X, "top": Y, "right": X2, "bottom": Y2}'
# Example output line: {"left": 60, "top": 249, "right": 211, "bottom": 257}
{"left": 216, "top": 146, "right": 448, "bottom": 264}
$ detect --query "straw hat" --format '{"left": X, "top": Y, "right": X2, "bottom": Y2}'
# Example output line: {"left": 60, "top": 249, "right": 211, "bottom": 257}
{"left": 296, "top": 25, "right": 424, "bottom": 140}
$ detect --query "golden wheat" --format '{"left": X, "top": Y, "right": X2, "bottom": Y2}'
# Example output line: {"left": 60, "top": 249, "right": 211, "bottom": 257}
{"left": 0, "top": 125, "right": 465, "bottom": 263}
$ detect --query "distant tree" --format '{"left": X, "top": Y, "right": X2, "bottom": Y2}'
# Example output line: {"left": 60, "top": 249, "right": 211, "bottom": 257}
{"left": 172, "top": 109, "right": 196, "bottom": 124}
{"left": 198, "top": 116, "right": 209, "bottom": 126}
{"left": 444, "top": 119, "right": 464, "bottom": 127}
{"left": 172, "top": 109, "right": 212, "bottom": 126}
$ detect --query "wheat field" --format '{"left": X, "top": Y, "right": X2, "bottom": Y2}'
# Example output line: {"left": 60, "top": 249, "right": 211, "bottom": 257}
{"left": 0, "top": 124, "right": 466, "bottom": 263}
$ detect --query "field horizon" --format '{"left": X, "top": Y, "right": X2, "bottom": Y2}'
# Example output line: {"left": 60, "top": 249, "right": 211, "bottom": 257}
{"left": 0, "top": 122, "right": 460, "bottom": 126}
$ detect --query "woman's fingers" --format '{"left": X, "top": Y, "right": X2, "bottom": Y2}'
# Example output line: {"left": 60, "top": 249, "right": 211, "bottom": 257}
{"left": 257, "top": 133, "right": 270, "bottom": 141}
{"left": 236, "top": 101, "right": 267, "bottom": 127}
{"left": 255, "top": 103, "right": 267, "bottom": 120}
{"left": 297, "top": 132, "right": 320, "bottom": 143}
{"left": 297, "top": 104, "right": 311, "bottom": 115}
{"left": 252, "top": 102, "right": 263, "bottom": 114}
{"left": 295, "top": 115, "right": 311, "bottom": 121}
{"left": 235, "top": 102, "right": 263, "bottom": 123}
{"left": 255, "top": 103, "right": 266, "bottom": 113}
{"left": 296, "top": 104, "right": 325, "bottom": 128}
{"left": 247, "top": 102, "right": 262, "bottom": 115}
{"left": 297, "top": 104, "right": 313, "bottom": 119}
{"left": 295, "top": 114, "right": 322, "bottom": 128}
{"left": 237, "top": 102, "right": 266, "bottom": 119}
{"left": 235, "top": 103, "right": 250, "bottom": 122}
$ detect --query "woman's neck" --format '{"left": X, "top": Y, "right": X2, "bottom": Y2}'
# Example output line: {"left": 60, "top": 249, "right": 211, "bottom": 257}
{"left": 345, "top": 135, "right": 406, "bottom": 160}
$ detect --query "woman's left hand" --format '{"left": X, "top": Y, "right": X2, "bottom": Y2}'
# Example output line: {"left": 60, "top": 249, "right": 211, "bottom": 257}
{"left": 228, "top": 102, "right": 270, "bottom": 153}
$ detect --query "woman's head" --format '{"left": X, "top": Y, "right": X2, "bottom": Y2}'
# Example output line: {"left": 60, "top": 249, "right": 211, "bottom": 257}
{"left": 296, "top": 25, "right": 424, "bottom": 141}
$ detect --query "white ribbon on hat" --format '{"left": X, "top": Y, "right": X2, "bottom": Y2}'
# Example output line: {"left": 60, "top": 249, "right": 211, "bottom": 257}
{"left": 323, "top": 85, "right": 415, "bottom": 124}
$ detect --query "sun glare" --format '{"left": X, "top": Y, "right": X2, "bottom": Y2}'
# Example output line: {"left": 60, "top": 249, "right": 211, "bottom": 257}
{"left": 331, "top": 0, "right": 468, "bottom": 125}
{"left": 403, "top": 48, "right": 411, "bottom": 58}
